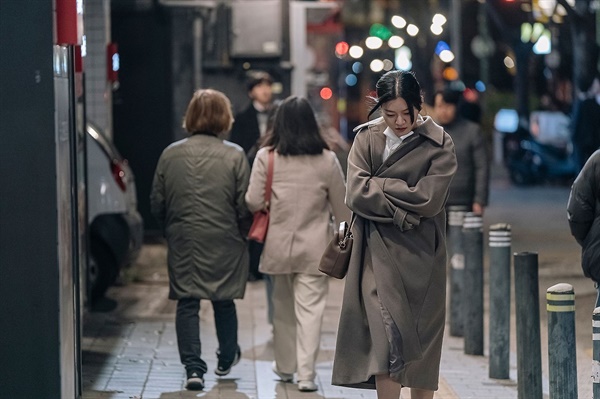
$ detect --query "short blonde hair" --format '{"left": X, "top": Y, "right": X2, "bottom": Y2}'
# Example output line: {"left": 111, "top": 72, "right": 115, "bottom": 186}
{"left": 183, "top": 89, "right": 233, "bottom": 136}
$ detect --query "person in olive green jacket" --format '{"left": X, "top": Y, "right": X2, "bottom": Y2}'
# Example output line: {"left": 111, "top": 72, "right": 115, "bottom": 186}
{"left": 150, "top": 89, "right": 252, "bottom": 391}
{"left": 332, "top": 71, "right": 457, "bottom": 399}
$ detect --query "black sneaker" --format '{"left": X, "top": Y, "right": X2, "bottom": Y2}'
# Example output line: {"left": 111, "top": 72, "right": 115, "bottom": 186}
{"left": 185, "top": 370, "right": 204, "bottom": 390}
{"left": 215, "top": 345, "right": 241, "bottom": 376}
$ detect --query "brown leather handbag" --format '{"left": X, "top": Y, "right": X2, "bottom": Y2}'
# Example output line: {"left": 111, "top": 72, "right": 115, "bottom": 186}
{"left": 318, "top": 215, "right": 355, "bottom": 279}
{"left": 248, "top": 150, "right": 274, "bottom": 243}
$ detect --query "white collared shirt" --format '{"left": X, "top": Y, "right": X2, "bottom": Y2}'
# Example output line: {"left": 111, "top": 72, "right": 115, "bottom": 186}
{"left": 253, "top": 101, "right": 269, "bottom": 136}
{"left": 383, "top": 127, "right": 414, "bottom": 161}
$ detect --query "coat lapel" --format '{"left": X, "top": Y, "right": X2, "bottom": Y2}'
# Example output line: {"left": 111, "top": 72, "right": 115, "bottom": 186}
{"left": 368, "top": 122, "right": 386, "bottom": 174}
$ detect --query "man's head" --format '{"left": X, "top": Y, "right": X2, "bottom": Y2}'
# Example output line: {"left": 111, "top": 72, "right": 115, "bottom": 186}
{"left": 246, "top": 71, "right": 273, "bottom": 107}
{"left": 433, "top": 88, "right": 462, "bottom": 125}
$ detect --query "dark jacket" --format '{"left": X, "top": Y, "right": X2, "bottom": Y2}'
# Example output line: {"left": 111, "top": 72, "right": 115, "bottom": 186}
{"left": 150, "top": 134, "right": 253, "bottom": 300}
{"left": 229, "top": 103, "right": 261, "bottom": 158}
{"left": 441, "top": 117, "right": 489, "bottom": 207}
{"left": 567, "top": 149, "right": 600, "bottom": 282}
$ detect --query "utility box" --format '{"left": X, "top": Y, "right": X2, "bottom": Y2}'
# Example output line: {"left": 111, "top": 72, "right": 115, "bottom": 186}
{"left": 230, "top": 0, "right": 281, "bottom": 57}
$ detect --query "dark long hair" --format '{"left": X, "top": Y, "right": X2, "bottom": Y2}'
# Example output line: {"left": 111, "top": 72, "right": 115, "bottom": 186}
{"left": 367, "top": 70, "right": 423, "bottom": 124}
{"left": 263, "top": 96, "right": 328, "bottom": 156}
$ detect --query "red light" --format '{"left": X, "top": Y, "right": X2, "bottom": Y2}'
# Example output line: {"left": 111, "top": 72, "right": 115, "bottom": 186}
{"left": 111, "top": 161, "right": 127, "bottom": 191}
{"left": 320, "top": 87, "right": 333, "bottom": 100}
{"left": 335, "top": 41, "right": 349, "bottom": 56}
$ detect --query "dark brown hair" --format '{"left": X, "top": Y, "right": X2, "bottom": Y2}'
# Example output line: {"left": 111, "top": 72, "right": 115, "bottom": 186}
{"left": 263, "top": 96, "right": 328, "bottom": 156}
{"left": 368, "top": 70, "right": 423, "bottom": 124}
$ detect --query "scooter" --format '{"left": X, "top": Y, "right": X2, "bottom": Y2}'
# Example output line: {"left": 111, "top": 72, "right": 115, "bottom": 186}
{"left": 494, "top": 109, "right": 578, "bottom": 185}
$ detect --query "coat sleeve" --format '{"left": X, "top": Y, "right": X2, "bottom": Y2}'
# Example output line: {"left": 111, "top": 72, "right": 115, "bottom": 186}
{"left": 150, "top": 154, "right": 166, "bottom": 231}
{"left": 369, "top": 134, "right": 457, "bottom": 220}
{"left": 326, "top": 151, "right": 352, "bottom": 225}
{"left": 245, "top": 149, "right": 268, "bottom": 213}
{"left": 346, "top": 132, "right": 424, "bottom": 231}
{"left": 234, "top": 151, "right": 253, "bottom": 236}
{"left": 472, "top": 126, "right": 490, "bottom": 206}
{"left": 567, "top": 152, "right": 599, "bottom": 245}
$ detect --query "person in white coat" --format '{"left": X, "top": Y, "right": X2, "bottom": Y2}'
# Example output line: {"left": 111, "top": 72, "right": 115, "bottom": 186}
{"left": 246, "top": 96, "right": 350, "bottom": 392}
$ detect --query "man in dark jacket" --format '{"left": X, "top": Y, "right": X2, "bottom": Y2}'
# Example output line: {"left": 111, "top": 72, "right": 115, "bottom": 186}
{"left": 567, "top": 149, "right": 600, "bottom": 307}
{"left": 229, "top": 71, "right": 274, "bottom": 164}
{"left": 229, "top": 71, "right": 274, "bottom": 282}
{"left": 433, "top": 88, "right": 489, "bottom": 215}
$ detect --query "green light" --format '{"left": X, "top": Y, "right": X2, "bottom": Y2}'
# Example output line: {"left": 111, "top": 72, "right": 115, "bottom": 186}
{"left": 369, "top": 23, "right": 392, "bottom": 41}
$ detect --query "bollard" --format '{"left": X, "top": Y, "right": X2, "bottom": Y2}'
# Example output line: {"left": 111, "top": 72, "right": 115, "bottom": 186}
{"left": 447, "top": 206, "right": 468, "bottom": 337}
{"left": 488, "top": 224, "right": 511, "bottom": 379}
{"left": 546, "top": 283, "right": 578, "bottom": 399}
{"left": 463, "top": 212, "right": 484, "bottom": 356}
{"left": 593, "top": 307, "right": 600, "bottom": 398}
{"left": 514, "top": 252, "right": 543, "bottom": 399}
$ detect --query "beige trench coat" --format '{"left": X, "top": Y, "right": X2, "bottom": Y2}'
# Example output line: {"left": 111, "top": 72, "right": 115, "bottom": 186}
{"left": 246, "top": 148, "right": 351, "bottom": 275}
{"left": 332, "top": 116, "right": 457, "bottom": 390}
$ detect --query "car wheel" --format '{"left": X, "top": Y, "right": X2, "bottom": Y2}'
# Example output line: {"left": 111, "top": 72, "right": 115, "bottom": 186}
{"left": 88, "top": 238, "right": 118, "bottom": 305}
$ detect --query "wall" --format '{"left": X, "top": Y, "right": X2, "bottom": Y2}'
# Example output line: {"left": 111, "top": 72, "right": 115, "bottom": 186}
{"left": 0, "top": 1, "right": 62, "bottom": 397}
{"left": 84, "top": 0, "right": 112, "bottom": 135}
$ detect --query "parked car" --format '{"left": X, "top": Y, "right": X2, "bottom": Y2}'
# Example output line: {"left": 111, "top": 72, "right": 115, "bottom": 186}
{"left": 86, "top": 123, "right": 143, "bottom": 307}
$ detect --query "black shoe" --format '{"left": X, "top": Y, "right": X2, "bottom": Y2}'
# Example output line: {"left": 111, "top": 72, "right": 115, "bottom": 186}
{"left": 185, "top": 370, "right": 204, "bottom": 390}
{"left": 215, "top": 345, "right": 241, "bottom": 376}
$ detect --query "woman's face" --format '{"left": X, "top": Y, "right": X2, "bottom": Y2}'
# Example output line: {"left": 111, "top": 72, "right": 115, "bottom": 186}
{"left": 381, "top": 97, "right": 418, "bottom": 137}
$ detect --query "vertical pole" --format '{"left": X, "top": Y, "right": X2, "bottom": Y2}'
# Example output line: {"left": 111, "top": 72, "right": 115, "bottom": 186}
{"left": 546, "top": 283, "right": 578, "bottom": 399}
{"left": 463, "top": 212, "right": 484, "bottom": 355}
{"left": 447, "top": 206, "right": 468, "bottom": 337}
{"left": 593, "top": 307, "right": 600, "bottom": 398}
{"left": 514, "top": 252, "right": 542, "bottom": 399}
{"left": 488, "top": 224, "right": 511, "bottom": 379}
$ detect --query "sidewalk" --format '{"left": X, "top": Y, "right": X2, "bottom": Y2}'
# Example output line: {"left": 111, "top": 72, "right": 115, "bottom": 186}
{"left": 82, "top": 243, "right": 526, "bottom": 399}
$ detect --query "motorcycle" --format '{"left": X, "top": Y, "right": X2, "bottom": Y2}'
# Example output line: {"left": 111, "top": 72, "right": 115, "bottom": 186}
{"left": 494, "top": 108, "right": 578, "bottom": 185}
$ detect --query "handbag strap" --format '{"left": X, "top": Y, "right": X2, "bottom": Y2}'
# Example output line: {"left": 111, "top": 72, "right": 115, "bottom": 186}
{"left": 264, "top": 150, "right": 275, "bottom": 208}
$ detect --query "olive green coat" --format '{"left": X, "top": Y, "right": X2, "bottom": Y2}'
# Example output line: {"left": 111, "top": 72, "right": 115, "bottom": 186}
{"left": 150, "top": 134, "right": 253, "bottom": 300}
{"left": 332, "top": 116, "right": 457, "bottom": 390}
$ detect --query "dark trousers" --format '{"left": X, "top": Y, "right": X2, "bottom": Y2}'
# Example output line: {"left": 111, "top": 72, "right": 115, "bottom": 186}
{"left": 175, "top": 298, "right": 238, "bottom": 374}
{"left": 249, "top": 240, "right": 264, "bottom": 280}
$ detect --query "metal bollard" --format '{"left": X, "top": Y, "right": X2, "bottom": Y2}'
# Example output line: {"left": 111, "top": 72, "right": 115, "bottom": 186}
{"left": 514, "top": 252, "right": 543, "bottom": 399}
{"left": 488, "top": 224, "right": 511, "bottom": 379}
{"left": 593, "top": 307, "right": 600, "bottom": 398}
{"left": 463, "top": 212, "right": 484, "bottom": 356}
{"left": 546, "top": 283, "right": 578, "bottom": 399}
{"left": 447, "top": 206, "right": 468, "bottom": 337}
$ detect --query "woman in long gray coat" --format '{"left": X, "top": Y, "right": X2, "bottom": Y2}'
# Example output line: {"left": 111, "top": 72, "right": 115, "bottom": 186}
{"left": 332, "top": 71, "right": 457, "bottom": 399}
{"left": 150, "top": 89, "right": 253, "bottom": 391}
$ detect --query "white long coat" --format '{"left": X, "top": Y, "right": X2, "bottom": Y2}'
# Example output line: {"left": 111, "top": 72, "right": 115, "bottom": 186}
{"left": 246, "top": 148, "right": 351, "bottom": 275}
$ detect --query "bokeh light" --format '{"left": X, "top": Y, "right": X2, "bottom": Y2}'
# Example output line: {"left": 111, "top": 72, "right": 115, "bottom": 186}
{"left": 349, "top": 45, "right": 364, "bottom": 59}
{"left": 320, "top": 87, "right": 333, "bottom": 100}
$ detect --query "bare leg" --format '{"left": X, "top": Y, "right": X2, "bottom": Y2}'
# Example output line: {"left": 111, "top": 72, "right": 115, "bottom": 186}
{"left": 375, "top": 374, "right": 401, "bottom": 399}
{"left": 410, "top": 387, "right": 434, "bottom": 399}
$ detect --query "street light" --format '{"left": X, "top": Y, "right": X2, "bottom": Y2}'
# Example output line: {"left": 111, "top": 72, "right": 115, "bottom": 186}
{"left": 391, "top": 15, "right": 407, "bottom": 29}
{"left": 406, "top": 24, "right": 419, "bottom": 37}
{"left": 388, "top": 35, "right": 405, "bottom": 49}
{"left": 365, "top": 36, "right": 383, "bottom": 49}
{"left": 349, "top": 45, "right": 364, "bottom": 59}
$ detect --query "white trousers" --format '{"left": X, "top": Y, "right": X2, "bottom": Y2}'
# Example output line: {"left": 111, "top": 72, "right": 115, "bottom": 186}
{"left": 271, "top": 273, "right": 329, "bottom": 381}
